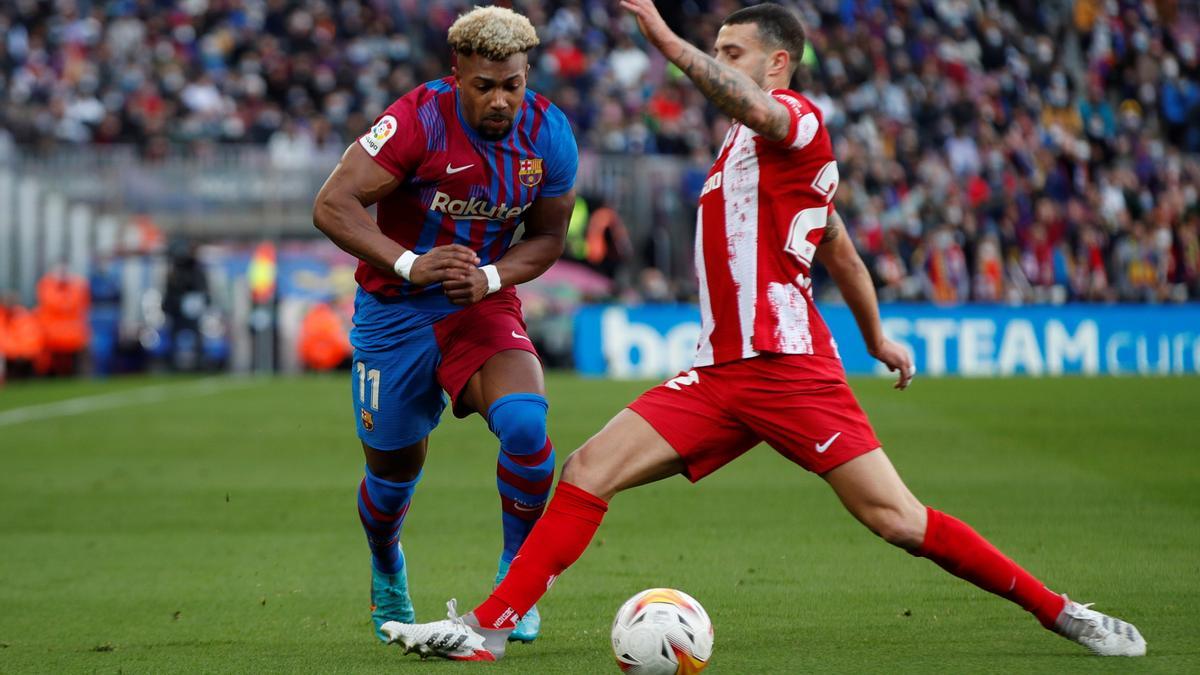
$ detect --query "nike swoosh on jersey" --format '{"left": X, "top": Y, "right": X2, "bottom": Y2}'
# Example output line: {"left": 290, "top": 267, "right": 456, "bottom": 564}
{"left": 446, "top": 162, "right": 474, "bottom": 174}
{"left": 815, "top": 432, "right": 842, "bottom": 453}
{"left": 511, "top": 331, "right": 531, "bottom": 342}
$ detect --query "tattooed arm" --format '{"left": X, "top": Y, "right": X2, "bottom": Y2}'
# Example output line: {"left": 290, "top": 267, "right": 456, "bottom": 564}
{"left": 620, "top": 0, "right": 791, "bottom": 142}
{"left": 668, "top": 38, "right": 791, "bottom": 141}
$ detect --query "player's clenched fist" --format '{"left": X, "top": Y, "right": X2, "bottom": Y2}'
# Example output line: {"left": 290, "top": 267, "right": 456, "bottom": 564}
{"left": 442, "top": 268, "right": 489, "bottom": 306}
{"left": 407, "top": 244, "right": 479, "bottom": 286}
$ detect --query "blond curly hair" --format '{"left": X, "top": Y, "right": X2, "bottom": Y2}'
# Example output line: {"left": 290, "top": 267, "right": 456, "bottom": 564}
{"left": 447, "top": 6, "right": 540, "bottom": 61}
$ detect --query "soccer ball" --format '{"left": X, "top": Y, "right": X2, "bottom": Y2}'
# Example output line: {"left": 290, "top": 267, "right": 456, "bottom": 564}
{"left": 611, "top": 588, "right": 714, "bottom": 674}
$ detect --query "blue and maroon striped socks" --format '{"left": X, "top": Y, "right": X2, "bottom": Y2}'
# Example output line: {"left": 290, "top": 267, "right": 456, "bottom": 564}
{"left": 497, "top": 437, "right": 556, "bottom": 561}
{"left": 358, "top": 468, "right": 420, "bottom": 574}
{"left": 488, "top": 393, "right": 556, "bottom": 563}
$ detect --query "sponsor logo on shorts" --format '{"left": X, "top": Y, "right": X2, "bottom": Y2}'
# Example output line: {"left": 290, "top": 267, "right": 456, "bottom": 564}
{"left": 815, "top": 431, "right": 841, "bottom": 453}
{"left": 664, "top": 370, "right": 699, "bottom": 391}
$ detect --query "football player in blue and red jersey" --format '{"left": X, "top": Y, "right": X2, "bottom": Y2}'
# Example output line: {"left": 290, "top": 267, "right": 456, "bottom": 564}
{"left": 312, "top": 6, "right": 576, "bottom": 645}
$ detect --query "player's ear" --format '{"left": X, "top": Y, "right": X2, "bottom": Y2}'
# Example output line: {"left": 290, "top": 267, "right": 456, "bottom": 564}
{"left": 770, "top": 49, "right": 789, "bottom": 78}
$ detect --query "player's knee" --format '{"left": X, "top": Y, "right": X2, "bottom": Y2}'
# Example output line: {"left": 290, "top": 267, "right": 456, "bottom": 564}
{"left": 559, "top": 446, "right": 609, "bottom": 498}
{"left": 865, "top": 503, "right": 926, "bottom": 550}
{"left": 487, "top": 393, "right": 548, "bottom": 454}
{"left": 560, "top": 450, "right": 597, "bottom": 486}
{"left": 560, "top": 451, "right": 583, "bottom": 483}
{"left": 362, "top": 441, "right": 426, "bottom": 483}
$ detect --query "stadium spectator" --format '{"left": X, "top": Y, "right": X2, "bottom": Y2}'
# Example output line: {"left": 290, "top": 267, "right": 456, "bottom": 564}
{"left": 34, "top": 269, "right": 90, "bottom": 376}
{"left": 3, "top": 0, "right": 1198, "bottom": 304}
{"left": 297, "top": 302, "right": 350, "bottom": 371}
{"left": 565, "top": 196, "right": 634, "bottom": 279}
{"left": 162, "top": 241, "right": 212, "bottom": 371}
{"left": 268, "top": 117, "right": 318, "bottom": 169}
{"left": 0, "top": 296, "right": 45, "bottom": 380}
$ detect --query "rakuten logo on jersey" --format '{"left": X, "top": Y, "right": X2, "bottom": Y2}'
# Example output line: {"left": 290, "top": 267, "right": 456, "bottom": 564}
{"left": 429, "top": 191, "right": 531, "bottom": 220}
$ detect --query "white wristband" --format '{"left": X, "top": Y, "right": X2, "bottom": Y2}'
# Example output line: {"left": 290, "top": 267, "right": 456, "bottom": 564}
{"left": 393, "top": 250, "right": 419, "bottom": 281}
{"left": 481, "top": 264, "right": 502, "bottom": 295}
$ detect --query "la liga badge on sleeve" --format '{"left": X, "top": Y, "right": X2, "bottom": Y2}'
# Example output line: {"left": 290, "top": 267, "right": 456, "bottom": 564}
{"left": 359, "top": 114, "right": 396, "bottom": 156}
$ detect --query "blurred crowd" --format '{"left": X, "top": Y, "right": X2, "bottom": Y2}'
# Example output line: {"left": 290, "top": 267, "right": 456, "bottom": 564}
{"left": 0, "top": 270, "right": 90, "bottom": 380}
{"left": 2, "top": 0, "right": 1199, "bottom": 303}
{"left": 803, "top": 0, "right": 1200, "bottom": 305}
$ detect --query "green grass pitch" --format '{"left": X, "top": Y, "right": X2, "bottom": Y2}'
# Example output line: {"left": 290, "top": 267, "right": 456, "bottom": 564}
{"left": 1, "top": 373, "right": 1197, "bottom": 674}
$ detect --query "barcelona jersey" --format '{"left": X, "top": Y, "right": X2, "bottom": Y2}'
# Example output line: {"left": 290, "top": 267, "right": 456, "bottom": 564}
{"left": 354, "top": 77, "right": 578, "bottom": 305}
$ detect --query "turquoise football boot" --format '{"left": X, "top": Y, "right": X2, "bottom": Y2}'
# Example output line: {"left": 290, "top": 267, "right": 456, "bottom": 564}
{"left": 496, "top": 557, "right": 540, "bottom": 643}
{"left": 371, "top": 548, "right": 415, "bottom": 642}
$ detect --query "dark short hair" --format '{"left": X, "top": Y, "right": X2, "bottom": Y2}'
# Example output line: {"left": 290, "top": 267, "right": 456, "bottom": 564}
{"left": 723, "top": 3, "right": 806, "bottom": 72}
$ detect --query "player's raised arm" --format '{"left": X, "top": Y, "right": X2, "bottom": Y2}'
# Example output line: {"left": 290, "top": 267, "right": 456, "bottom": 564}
{"left": 814, "top": 210, "right": 915, "bottom": 389}
{"left": 621, "top": 0, "right": 791, "bottom": 141}
{"left": 313, "top": 143, "right": 477, "bottom": 286}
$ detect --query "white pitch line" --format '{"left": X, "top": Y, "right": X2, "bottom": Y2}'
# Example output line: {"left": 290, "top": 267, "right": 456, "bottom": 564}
{"left": 0, "top": 377, "right": 263, "bottom": 429}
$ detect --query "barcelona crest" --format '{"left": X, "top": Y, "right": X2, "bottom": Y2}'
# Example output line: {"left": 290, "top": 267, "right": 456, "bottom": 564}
{"left": 361, "top": 409, "right": 374, "bottom": 432}
{"left": 519, "top": 157, "right": 544, "bottom": 187}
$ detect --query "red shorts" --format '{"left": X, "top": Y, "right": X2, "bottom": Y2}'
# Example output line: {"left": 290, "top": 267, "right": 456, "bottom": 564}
{"left": 627, "top": 354, "right": 881, "bottom": 479}
{"left": 433, "top": 287, "right": 539, "bottom": 416}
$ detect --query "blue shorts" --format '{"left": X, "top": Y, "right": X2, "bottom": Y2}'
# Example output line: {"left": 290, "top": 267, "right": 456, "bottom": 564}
{"left": 349, "top": 287, "right": 538, "bottom": 451}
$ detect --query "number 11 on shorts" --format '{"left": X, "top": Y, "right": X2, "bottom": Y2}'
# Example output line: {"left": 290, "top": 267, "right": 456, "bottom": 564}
{"left": 356, "top": 361, "right": 381, "bottom": 411}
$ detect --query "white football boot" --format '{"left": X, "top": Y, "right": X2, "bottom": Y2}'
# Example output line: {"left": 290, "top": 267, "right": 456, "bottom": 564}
{"left": 1054, "top": 596, "right": 1146, "bottom": 656}
{"left": 380, "top": 599, "right": 511, "bottom": 661}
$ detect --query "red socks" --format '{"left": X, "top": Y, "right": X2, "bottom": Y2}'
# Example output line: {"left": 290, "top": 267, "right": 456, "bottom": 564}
{"left": 917, "top": 507, "right": 1066, "bottom": 629}
{"left": 473, "top": 481, "right": 608, "bottom": 629}
{"left": 476, "top": 497, "right": 1065, "bottom": 632}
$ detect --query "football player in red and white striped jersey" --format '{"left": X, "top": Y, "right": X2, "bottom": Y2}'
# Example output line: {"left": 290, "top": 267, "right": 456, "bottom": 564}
{"left": 383, "top": 2, "right": 1144, "bottom": 661}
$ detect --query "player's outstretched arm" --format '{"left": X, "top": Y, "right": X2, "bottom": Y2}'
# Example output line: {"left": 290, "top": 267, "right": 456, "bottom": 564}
{"left": 313, "top": 143, "right": 477, "bottom": 285}
{"left": 621, "top": 0, "right": 790, "bottom": 141}
{"left": 442, "top": 190, "right": 574, "bottom": 306}
{"left": 814, "top": 211, "right": 914, "bottom": 389}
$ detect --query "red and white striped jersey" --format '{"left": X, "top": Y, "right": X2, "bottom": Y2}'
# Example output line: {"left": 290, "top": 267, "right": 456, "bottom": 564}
{"left": 693, "top": 89, "right": 841, "bottom": 367}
